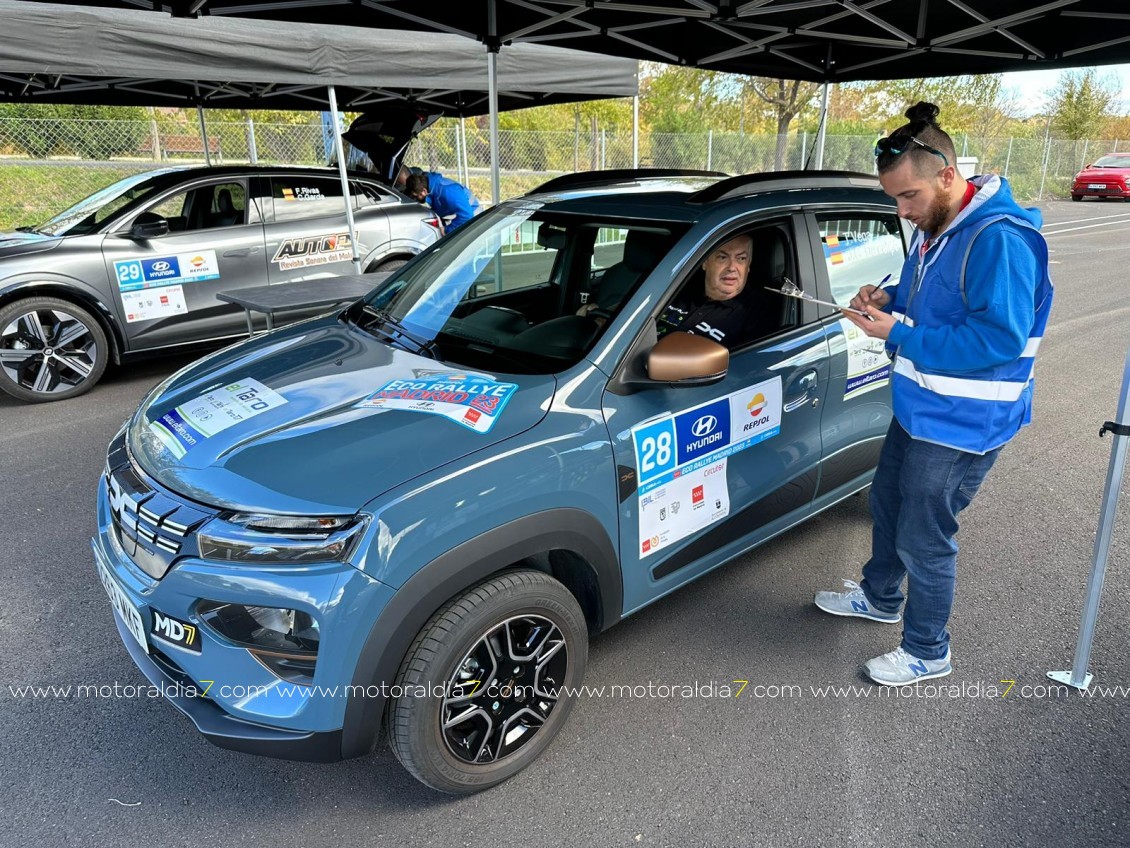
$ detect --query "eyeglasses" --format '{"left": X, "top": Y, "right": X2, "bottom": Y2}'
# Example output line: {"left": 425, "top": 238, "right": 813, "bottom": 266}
{"left": 874, "top": 133, "right": 949, "bottom": 167}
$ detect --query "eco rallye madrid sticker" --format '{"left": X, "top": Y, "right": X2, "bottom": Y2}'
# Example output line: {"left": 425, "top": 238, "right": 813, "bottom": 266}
{"left": 271, "top": 232, "right": 353, "bottom": 270}
{"left": 149, "top": 379, "right": 288, "bottom": 459}
{"left": 631, "top": 377, "right": 782, "bottom": 558}
{"left": 355, "top": 374, "right": 518, "bottom": 434}
{"left": 114, "top": 250, "right": 220, "bottom": 292}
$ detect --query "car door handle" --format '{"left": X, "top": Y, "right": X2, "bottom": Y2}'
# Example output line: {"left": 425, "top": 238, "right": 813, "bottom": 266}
{"left": 784, "top": 369, "right": 818, "bottom": 412}
{"left": 223, "top": 247, "right": 258, "bottom": 258}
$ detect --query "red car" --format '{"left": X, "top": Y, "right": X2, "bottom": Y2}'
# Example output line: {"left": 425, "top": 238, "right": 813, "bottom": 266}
{"left": 1071, "top": 152, "right": 1130, "bottom": 200}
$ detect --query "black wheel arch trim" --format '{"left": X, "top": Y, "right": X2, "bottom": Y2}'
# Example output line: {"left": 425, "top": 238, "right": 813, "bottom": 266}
{"left": 340, "top": 507, "right": 621, "bottom": 760}
{"left": 0, "top": 280, "right": 124, "bottom": 364}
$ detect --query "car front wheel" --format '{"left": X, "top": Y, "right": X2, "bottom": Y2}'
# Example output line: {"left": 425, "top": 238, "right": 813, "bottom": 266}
{"left": 387, "top": 570, "right": 588, "bottom": 794}
{"left": 0, "top": 296, "right": 109, "bottom": 402}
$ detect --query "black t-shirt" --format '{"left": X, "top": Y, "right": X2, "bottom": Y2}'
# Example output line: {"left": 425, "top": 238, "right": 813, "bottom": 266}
{"left": 657, "top": 288, "right": 755, "bottom": 348}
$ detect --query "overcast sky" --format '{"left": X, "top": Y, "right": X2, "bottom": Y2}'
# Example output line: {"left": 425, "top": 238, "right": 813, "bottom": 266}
{"left": 999, "top": 64, "right": 1130, "bottom": 116}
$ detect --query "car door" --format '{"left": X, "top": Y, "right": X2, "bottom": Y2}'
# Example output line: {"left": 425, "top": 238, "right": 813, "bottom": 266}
{"left": 101, "top": 176, "right": 267, "bottom": 349}
{"left": 803, "top": 209, "right": 905, "bottom": 500}
{"left": 603, "top": 215, "right": 832, "bottom": 614}
{"left": 264, "top": 174, "right": 385, "bottom": 283}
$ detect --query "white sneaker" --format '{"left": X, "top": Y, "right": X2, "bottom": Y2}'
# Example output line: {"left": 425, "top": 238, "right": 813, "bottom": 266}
{"left": 865, "top": 646, "right": 952, "bottom": 686}
{"left": 814, "top": 579, "right": 901, "bottom": 624}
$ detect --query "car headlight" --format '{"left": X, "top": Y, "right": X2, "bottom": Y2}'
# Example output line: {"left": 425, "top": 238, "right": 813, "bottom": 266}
{"left": 198, "top": 513, "right": 369, "bottom": 564}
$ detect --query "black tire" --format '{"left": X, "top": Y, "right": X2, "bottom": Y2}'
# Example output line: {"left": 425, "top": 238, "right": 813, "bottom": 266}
{"left": 1071, "top": 194, "right": 1083, "bottom": 202}
{"left": 372, "top": 258, "right": 408, "bottom": 273}
{"left": 0, "top": 296, "right": 109, "bottom": 402}
{"left": 387, "top": 570, "right": 588, "bottom": 794}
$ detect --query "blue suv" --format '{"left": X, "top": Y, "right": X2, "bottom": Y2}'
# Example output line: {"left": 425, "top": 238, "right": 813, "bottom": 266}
{"left": 93, "top": 169, "right": 908, "bottom": 793}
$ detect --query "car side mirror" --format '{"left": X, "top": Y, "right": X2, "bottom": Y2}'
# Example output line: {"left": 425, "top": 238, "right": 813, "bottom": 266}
{"left": 129, "top": 219, "right": 169, "bottom": 240}
{"left": 646, "top": 332, "right": 728, "bottom": 384}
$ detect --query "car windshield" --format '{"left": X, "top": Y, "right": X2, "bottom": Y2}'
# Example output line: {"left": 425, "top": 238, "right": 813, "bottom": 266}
{"left": 33, "top": 171, "right": 170, "bottom": 237}
{"left": 1091, "top": 155, "right": 1130, "bottom": 168}
{"left": 347, "top": 201, "right": 683, "bottom": 375}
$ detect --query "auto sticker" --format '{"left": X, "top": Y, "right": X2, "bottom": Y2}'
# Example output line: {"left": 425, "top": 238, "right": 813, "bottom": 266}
{"left": 271, "top": 232, "right": 353, "bottom": 270}
{"left": 840, "top": 317, "right": 891, "bottom": 400}
{"left": 121, "top": 285, "right": 188, "bottom": 323}
{"left": 632, "top": 377, "right": 782, "bottom": 558}
{"left": 149, "top": 379, "right": 288, "bottom": 459}
{"left": 114, "top": 250, "right": 220, "bottom": 292}
{"left": 355, "top": 374, "right": 518, "bottom": 434}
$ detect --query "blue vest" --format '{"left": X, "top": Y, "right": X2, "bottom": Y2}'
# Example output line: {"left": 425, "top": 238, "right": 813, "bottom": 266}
{"left": 888, "top": 215, "right": 1053, "bottom": 455}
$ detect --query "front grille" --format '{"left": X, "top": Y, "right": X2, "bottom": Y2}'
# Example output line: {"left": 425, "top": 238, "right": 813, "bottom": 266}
{"left": 106, "top": 462, "right": 212, "bottom": 580}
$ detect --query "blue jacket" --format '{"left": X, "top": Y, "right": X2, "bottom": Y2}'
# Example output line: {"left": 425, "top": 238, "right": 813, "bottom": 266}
{"left": 425, "top": 172, "right": 481, "bottom": 231}
{"left": 884, "top": 175, "right": 1054, "bottom": 454}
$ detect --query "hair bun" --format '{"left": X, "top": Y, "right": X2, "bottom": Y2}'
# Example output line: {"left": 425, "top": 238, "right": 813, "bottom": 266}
{"left": 904, "top": 101, "right": 940, "bottom": 125}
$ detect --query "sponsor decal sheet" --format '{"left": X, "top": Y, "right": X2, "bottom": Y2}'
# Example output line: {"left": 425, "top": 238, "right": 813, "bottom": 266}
{"left": 121, "top": 285, "right": 187, "bottom": 323}
{"left": 149, "top": 379, "right": 288, "bottom": 459}
{"left": 355, "top": 373, "right": 518, "bottom": 434}
{"left": 114, "top": 250, "right": 220, "bottom": 292}
{"left": 840, "top": 317, "right": 891, "bottom": 399}
{"left": 632, "top": 377, "right": 782, "bottom": 558}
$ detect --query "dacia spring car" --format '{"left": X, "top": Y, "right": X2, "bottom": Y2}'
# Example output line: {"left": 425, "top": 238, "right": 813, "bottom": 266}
{"left": 94, "top": 169, "right": 909, "bottom": 793}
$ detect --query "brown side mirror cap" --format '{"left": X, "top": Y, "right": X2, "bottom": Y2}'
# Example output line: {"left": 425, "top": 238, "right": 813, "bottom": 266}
{"left": 647, "top": 331, "right": 728, "bottom": 383}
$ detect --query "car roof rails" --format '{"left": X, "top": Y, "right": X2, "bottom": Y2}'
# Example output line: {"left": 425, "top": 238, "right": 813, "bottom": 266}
{"left": 527, "top": 168, "right": 728, "bottom": 196}
{"left": 687, "top": 170, "right": 881, "bottom": 204}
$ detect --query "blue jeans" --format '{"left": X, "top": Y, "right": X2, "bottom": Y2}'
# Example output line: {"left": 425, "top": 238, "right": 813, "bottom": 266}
{"left": 860, "top": 420, "right": 1001, "bottom": 660}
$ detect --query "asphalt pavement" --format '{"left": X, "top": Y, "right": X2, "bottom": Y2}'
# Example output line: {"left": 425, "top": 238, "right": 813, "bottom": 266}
{"left": 1, "top": 199, "right": 1128, "bottom": 847}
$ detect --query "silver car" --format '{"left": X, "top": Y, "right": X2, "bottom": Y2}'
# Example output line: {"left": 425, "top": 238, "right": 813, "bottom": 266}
{"left": 0, "top": 165, "right": 442, "bottom": 402}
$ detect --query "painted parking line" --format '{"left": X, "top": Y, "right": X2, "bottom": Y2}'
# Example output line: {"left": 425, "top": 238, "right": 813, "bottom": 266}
{"left": 1043, "top": 211, "right": 1130, "bottom": 229}
{"left": 1043, "top": 216, "right": 1130, "bottom": 237}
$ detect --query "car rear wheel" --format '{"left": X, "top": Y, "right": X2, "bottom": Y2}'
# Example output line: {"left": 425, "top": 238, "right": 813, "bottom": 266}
{"left": 1071, "top": 193, "right": 1083, "bottom": 201}
{"left": 372, "top": 258, "right": 408, "bottom": 273}
{"left": 0, "top": 296, "right": 109, "bottom": 402}
{"left": 387, "top": 570, "right": 588, "bottom": 794}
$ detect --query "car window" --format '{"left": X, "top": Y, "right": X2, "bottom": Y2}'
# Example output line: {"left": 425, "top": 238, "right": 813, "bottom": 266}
{"left": 656, "top": 220, "right": 801, "bottom": 350}
{"left": 592, "top": 227, "right": 628, "bottom": 272}
{"left": 816, "top": 215, "right": 905, "bottom": 307}
{"left": 349, "top": 204, "right": 686, "bottom": 375}
{"left": 147, "top": 181, "right": 247, "bottom": 232}
{"left": 467, "top": 220, "right": 561, "bottom": 297}
{"left": 353, "top": 180, "right": 395, "bottom": 209}
{"left": 1091, "top": 155, "right": 1130, "bottom": 168}
{"left": 271, "top": 177, "right": 347, "bottom": 221}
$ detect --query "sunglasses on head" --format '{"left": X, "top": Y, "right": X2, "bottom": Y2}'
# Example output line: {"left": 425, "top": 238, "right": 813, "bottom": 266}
{"left": 874, "top": 133, "right": 949, "bottom": 167}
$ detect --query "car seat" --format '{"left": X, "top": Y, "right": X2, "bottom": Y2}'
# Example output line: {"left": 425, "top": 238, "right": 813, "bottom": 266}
{"left": 587, "top": 229, "right": 670, "bottom": 315}
{"left": 211, "top": 188, "right": 240, "bottom": 228}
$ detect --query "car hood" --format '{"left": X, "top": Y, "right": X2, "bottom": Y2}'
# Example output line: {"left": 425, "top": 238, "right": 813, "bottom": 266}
{"left": 129, "top": 317, "right": 555, "bottom": 515}
{"left": 342, "top": 108, "right": 441, "bottom": 184}
{"left": 1075, "top": 166, "right": 1130, "bottom": 181}
{"left": 0, "top": 230, "right": 61, "bottom": 257}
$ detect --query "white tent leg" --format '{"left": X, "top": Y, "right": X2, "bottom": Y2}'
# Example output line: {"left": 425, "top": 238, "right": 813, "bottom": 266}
{"left": 328, "top": 85, "right": 362, "bottom": 274}
{"left": 197, "top": 105, "right": 212, "bottom": 167}
{"left": 633, "top": 95, "right": 639, "bottom": 169}
{"left": 488, "top": 49, "right": 500, "bottom": 206}
{"left": 814, "top": 82, "right": 829, "bottom": 170}
{"left": 1048, "top": 343, "right": 1130, "bottom": 690}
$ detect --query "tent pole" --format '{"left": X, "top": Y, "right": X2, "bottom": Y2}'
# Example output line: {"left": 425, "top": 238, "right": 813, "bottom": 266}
{"left": 327, "top": 85, "right": 362, "bottom": 274}
{"left": 196, "top": 106, "right": 212, "bottom": 167}
{"left": 633, "top": 95, "right": 639, "bottom": 169}
{"left": 1049, "top": 343, "right": 1130, "bottom": 690}
{"left": 487, "top": 50, "right": 501, "bottom": 206}
{"left": 814, "top": 82, "right": 829, "bottom": 170}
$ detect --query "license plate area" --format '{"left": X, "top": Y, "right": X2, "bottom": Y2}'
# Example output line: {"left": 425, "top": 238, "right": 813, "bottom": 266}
{"left": 97, "top": 559, "right": 149, "bottom": 654}
{"left": 1087, "top": 183, "right": 1107, "bottom": 189}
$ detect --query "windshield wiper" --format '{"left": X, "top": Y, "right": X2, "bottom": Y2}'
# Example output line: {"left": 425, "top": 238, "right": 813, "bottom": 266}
{"left": 357, "top": 305, "right": 443, "bottom": 360}
{"left": 14, "top": 226, "right": 38, "bottom": 234}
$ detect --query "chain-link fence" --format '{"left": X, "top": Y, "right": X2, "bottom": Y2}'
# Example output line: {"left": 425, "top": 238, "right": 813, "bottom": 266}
{"left": 2, "top": 116, "right": 1125, "bottom": 231}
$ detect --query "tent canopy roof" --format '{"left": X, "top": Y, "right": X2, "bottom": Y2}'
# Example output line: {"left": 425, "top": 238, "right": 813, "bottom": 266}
{"left": 0, "top": 1, "right": 638, "bottom": 112}
{"left": 54, "top": 0, "right": 1130, "bottom": 84}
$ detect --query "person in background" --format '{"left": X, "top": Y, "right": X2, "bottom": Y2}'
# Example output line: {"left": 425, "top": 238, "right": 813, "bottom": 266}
{"left": 404, "top": 170, "right": 481, "bottom": 232}
{"left": 813, "top": 101, "right": 1053, "bottom": 687}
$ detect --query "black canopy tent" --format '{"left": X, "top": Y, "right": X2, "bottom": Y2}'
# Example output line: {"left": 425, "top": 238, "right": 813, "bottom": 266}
{"left": 49, "top": 0, "right": 1130, "bottom": 82}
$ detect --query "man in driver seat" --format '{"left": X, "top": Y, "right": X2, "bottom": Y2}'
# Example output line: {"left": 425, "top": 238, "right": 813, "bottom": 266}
{"left": 657, "top": 233, "right": 754, "bottom": 348}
